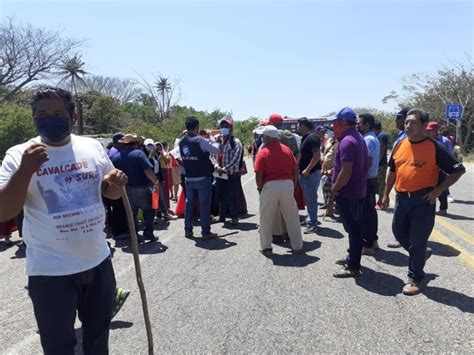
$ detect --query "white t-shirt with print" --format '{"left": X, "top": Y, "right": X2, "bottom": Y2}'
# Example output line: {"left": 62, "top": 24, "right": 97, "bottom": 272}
{"left": 0, "top": 135, "right": 114, "bottom": 276}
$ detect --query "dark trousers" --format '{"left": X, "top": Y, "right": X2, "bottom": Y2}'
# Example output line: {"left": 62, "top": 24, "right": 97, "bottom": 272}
{"left": 438, "top": 172, "right": 448, "bottom": 211}
{"left": 362, "top": 178, "right": 379, "bottom": 248}
{"left": 28, "top": 258, "right": 116, "bottom": 355}
{"left": 392, "top": 194, "right": 435, "bottom": 283}
{"left": 336, "top": 195, "right": 364, "bottom": 271}
{"left": 126, "top": 185, "right": 154, "bottom": 237}
{"left": 15, "top": 210, "right": 24, "bottom": 238}
{"left": 180, "top": 174, "right": 186, "bottom": 195}
{"left": 216, "top": 174, "right": 239, "bottom": 220}
{"left": 110, "top": 197, "right": 128, "bottom": 237}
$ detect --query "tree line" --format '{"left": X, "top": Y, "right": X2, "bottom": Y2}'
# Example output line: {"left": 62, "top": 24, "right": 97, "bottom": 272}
{"left": 1, "top": 19, "right": 472, "bottom": 158}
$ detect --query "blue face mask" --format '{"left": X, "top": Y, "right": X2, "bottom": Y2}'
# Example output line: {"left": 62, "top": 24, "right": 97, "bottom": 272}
{"left": 35, "top": 116, "right": 71, "bottom": 143}
{"left": 220, "top": 128, "right": 231, "bottom": 136}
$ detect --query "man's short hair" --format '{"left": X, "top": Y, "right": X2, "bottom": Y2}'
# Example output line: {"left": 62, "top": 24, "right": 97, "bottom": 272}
{"left": 358, "top": 113, "right": 375, "bottom": 129}
{"left": 407, "top": 109, "right": 429, "bottom": 124}
{"left": 298, "top": 117, "right": 313, "bottom": 130}
{"left": 185, "top": 116, "right": 199, "bottom": 131}
{"left": 373, "top": 120, "right": 382, "bottom": 131}
{"left": 396, "top": 107, "right": 411, "bottom": 120}
{"left": 31, "top": 87, "right": 75, "bottom": 116}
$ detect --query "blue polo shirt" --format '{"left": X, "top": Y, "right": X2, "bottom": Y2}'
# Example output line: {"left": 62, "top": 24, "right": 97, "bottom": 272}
{"left": 112, "top": 147, "right": 153, "bottom": 187}
{"left": 364, "top": 131, "right": 380, "bottom": 177}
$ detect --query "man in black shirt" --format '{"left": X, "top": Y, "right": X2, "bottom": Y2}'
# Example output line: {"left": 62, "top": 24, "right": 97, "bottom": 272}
{"left": 297, "top": 118, "right": 321, "bottom": 234}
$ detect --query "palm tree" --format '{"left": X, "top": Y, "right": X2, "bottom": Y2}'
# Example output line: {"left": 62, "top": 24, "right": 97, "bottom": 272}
{"left": 57, "top": 55, "right": 88, "bottom": 134}
{"left": 155, "top": 76, "right": 171, "bottom": 120}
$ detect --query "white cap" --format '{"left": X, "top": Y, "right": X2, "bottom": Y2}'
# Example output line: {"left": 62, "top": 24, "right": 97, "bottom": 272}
{"left": 144, "top": 138, "right": 155, "bottom": 146}
{"left": 261, "top": 125, "right": 279, "bottom": 138}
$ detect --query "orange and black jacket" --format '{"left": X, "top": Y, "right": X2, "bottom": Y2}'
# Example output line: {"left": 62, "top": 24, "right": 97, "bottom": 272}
{"left": 389, "top": 137, "right": 465, "bottom": 193}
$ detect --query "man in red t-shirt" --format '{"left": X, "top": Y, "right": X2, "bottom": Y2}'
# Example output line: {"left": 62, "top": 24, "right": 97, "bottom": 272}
{"left": 255, "top": 125, "right": 303, "bottom": 255}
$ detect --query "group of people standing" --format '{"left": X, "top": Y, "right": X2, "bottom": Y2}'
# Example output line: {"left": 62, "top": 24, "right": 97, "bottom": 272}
{"left": 0, "top": 85, "right": 467, "bottom": 354}
{"left": 251, "top": 107, "right": 465, "bottom": 296}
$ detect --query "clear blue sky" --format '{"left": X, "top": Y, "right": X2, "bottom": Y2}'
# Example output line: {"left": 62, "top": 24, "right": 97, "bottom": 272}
{"left": 1, "top": 0, "right": 473, "bottom": 120}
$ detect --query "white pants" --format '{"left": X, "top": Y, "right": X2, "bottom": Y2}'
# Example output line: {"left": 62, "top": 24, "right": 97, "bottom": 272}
{"left": 259, "top": 179, "right": 303, "bottom": 251}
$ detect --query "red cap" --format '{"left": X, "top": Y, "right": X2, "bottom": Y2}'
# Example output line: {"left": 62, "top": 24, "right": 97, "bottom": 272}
{"left": 220, "top": 118, "right": 233, "bottom": 127}
{"left": 259, "top": 120, "right": 270, "bottom": 126}
{"left": 268, "top": 113, "right": 283, "bottom": 126}
{"left": 426, "top": 121, "right": 440, "bottom": 131}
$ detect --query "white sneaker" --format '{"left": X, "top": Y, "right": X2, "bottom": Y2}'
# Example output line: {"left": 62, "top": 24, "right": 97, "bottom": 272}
{"left": 447, "top": 195, "right": 455, "bottom": 203}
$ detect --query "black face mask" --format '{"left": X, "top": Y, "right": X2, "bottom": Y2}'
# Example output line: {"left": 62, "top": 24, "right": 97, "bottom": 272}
{"left": 35, "top": 116, "right": 71, "bottom": 143}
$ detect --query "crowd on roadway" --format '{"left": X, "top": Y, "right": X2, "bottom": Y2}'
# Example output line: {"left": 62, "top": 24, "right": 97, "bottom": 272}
{"left": 250, "top": 107, "right": 465, "bottom": 296}
{"left": 0, "top": 86, "right": 467, "bottom": 354}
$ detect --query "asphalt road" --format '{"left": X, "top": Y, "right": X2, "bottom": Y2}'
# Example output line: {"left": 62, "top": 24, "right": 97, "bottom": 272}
{"left": 1, "top": 160, "right": 473, "bottom": 354}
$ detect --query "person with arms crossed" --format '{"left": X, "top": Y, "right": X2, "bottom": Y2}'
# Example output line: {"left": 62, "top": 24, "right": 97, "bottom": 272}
{"left": 297, "top": 118, "right": 322, "bottom": 234}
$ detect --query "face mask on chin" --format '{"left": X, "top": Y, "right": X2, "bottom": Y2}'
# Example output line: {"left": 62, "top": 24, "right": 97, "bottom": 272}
{"left": 220, "top": 128, "right": 231, "bottom": 136}
{"left": 35, "top": 116, "right": 71, "bottom": 144}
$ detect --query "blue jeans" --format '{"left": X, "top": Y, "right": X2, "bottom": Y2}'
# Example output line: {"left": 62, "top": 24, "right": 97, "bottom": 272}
{"left": 336, "top": 195, "right": 364, "bottom": 271}
{"left": 185, "top": 176, "right": 212, "bottom": 235}
{"left": 392, "top": 194, "right": 435, "bottom": 283}
{"left": 126, "top": 185, "right": 154, "bottom": 237}
{"left": 299, "top": 170, "right": 321, "bottom": 226}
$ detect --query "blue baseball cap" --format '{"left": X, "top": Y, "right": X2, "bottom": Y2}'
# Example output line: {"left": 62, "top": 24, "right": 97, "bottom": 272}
{"left": 112, "top": 132, "right": 125, "bottom": 143}
{"left": 328, "top": 107, "right": 357, "bottom": 122}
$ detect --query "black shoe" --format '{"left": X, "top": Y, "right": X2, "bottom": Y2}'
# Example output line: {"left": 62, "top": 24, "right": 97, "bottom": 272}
{"left": 304, "top": 225, "right": 318, "bottom": 234}
{"left": 292, "top": 249, "right": 304, "bottom": 255}
{"left": 272, "top": 235, "right": 285, "bottom": 244}
{"left": 185, "top": 230, "right": 194, "bottom": 239}
{"left": 202, "top": 232, "right": 218, "bottom": 240}
{"left": 230, "top": 218, "right": 239, "bottom": 225}
{"left": 143, "top": 232, "right": 157, "bottom": 241}
{"left": 335, "top": 258, "right": 348, "bottom": 266}
{"left": 113, "top": 233, "right": 130, "bottom": 241}
{"left": 333, "top": 267, "right": 361, "bottom": 278}
{"left": 260, "top": 248, "right": 273, "bottom": 256}
{"left": 425, "top": 247, "right": 433, "bottom": 261}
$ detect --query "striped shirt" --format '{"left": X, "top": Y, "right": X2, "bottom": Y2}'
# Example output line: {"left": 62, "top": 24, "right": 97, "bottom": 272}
{"left": 220, "top": 137, "right": 243, "bottom": 175}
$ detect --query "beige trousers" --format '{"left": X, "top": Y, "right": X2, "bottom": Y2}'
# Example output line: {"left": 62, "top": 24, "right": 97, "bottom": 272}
{"left": 259, "top": 179, "right": 303, "bottom": 251}
{"left": 272, "top": 211, "right": 287, "bottom": 235}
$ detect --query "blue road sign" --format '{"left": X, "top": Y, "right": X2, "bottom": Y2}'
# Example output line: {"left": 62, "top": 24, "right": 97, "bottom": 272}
{"left": 445, "top": 104, "right": 463, "bottom": 120}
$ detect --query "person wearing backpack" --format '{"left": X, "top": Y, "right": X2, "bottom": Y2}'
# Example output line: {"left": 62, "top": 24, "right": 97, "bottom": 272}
{"left": 268, "top": 113, "right": 299, "bottom": 157}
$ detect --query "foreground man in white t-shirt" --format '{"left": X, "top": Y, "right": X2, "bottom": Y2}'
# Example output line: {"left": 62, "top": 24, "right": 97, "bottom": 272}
{"left": 0, "top": 87, "right": 128, "bottom": 354}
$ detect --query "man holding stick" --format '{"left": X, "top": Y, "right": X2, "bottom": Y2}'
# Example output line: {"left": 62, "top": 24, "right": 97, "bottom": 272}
{"left": 0, "top": 87, "right": 128, "bottom": 354}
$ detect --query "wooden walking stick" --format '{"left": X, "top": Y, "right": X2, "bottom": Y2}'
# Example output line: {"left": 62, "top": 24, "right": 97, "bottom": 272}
{"left": 120, "top": 187, "right": 154, "bottom": 355}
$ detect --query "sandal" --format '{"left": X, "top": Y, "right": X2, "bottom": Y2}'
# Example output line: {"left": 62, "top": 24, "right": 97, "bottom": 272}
{"left": 112, "top": 287, "right": 130, "bottom": 319}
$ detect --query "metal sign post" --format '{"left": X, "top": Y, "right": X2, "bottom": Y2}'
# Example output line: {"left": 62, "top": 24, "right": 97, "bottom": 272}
{"left": 445, "top": 104, "right": 463, "bottom": 145}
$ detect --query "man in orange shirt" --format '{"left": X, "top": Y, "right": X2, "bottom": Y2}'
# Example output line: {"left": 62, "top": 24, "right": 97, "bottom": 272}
{"left": 382, "top": 109, "right": 465, "bottom": 295}
{"left": 255, "top": 125, "right": 303, "bottom": 255}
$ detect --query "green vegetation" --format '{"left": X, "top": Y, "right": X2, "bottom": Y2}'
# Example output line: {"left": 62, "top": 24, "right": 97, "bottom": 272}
{"left": 0, "top": 19, "right": 472, "bottom": 158}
